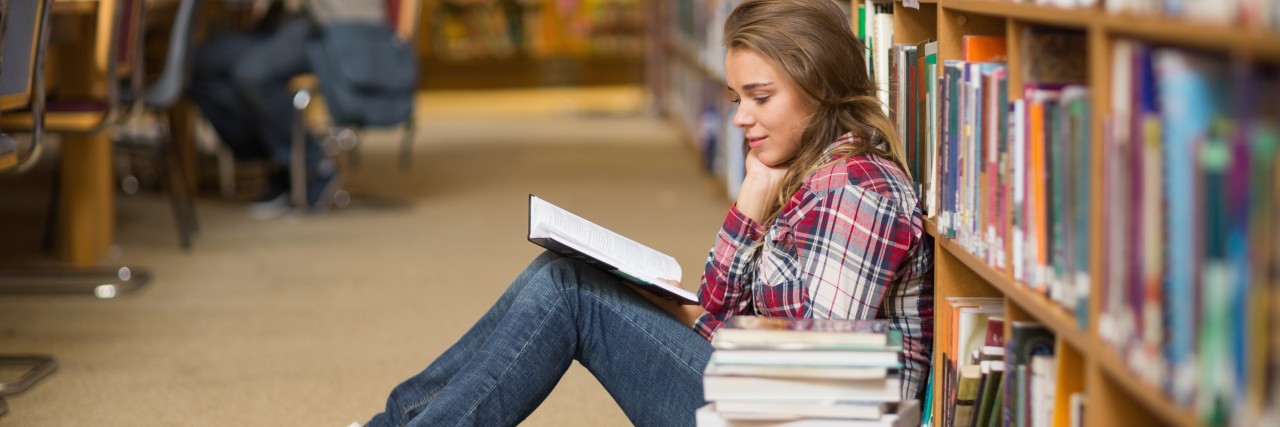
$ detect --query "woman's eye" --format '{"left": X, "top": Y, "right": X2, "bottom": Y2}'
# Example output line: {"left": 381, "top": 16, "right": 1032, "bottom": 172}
{"left": 754, "top": 96, "right": 769, "bottom": 104}
{"left": 729, "top": 98, "right": 741, "bottom": 104}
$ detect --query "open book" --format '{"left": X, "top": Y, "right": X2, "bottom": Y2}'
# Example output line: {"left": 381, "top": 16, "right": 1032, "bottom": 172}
{"left": 527, "top": 195, "right": 698, "bottom": 305}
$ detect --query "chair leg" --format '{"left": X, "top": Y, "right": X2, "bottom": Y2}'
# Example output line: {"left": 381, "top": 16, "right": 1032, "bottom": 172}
{"left": 326, "top": 127, "right": 359, "bottom": 169}
{"left": 0, "top": 355, "right": 58, "bottom": 396}
{"left": 159, "top": 112, "right": 196, "bottom": 249}
{"left": 291, "top": 89, "right": 310, "bottom": 209}
{"left": 41, "top": 162, "right": 61, "bottom": 255}
{"left": 349, "top": 144, "right": 361, "bottom": 169}
{"left": 398, "top": 115, "right": 416, "bottom": 172}
{"left": 1, "top": 395, "right": 7, "bottom": 416}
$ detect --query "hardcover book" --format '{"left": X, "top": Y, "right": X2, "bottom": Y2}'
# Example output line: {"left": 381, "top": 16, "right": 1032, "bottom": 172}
{"left": 713, "top": 399, "right": 888, "bottom": 421}
{"left": 703, "top": 375, "right": 902, "bottom": 402}
{"left": 528, "top": 195, "right": 698, "bottom": 304}
{"left": 712, "top": 317, "right": 899, "bottom": 350}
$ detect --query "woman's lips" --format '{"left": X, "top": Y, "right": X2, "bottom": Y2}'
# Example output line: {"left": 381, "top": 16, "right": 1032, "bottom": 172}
{"left": 747, "top": 135, "right": 766, "bottom": 149}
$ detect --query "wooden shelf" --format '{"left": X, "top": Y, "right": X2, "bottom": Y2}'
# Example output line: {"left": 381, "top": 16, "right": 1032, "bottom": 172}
{"left": 928, "top": 218, "right": 1204, "bottom": 427}
{"left": 899, "top": 1, "right": 1275, "bottom": 426}
{"left": 1090, "top": 337, "right": 1203, "bottom": 427}
{"left": 1104, "top": 12, "right": 1280, "bottom": 61}
{"left": 941, "top": 0, "right": 1096, "bottom": 29}
{"left": 939, "top": 0, "right": 1280, "bottom": 61}
{"left": 924, "top": 219, "right": 1088, "bottom": 352}
{"left": 664, "top": 36, "right": 725, "bottom": 84}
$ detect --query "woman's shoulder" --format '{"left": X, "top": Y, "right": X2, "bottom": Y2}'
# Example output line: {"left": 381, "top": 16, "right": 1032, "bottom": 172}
{"left": 803, "top": 153, "right": 919, "bottom": 214}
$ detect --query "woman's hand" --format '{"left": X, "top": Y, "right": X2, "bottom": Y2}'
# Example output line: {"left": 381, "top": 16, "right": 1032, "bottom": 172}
{"left": 735, "top": 149, "right": 789, "bottom": 223}
{"left": 627, "top": 281, "right": 708, "bottom": 327}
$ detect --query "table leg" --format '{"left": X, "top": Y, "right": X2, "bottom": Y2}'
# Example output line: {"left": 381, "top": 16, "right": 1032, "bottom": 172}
{"left": 58, "top": 132, "right": 113, "bottom": 266}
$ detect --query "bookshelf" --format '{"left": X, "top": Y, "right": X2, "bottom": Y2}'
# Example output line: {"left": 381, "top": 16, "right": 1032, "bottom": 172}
{"left": 654, "top": 0, "right": 860, "bottom": 200}
{"left": 417, "top": 0, "right": 646, "bottom": 88}
{"left": 859, "top": 1, "right": 1280, "bottom": 426}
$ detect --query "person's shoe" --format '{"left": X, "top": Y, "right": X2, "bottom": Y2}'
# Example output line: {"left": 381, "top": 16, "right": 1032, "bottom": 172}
{"left": 247, "top": 192, "right": 291, "bottom": 219}
{"left": 247, "top": 169, "right": 291, "bottom": 219}
{"left": 305, "top": 159, "right": 345, "bottom": 214}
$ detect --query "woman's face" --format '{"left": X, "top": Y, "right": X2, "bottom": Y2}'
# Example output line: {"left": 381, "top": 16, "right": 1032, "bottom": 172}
{"left": 725, "top": 48, "right": 815, "bottom": 167}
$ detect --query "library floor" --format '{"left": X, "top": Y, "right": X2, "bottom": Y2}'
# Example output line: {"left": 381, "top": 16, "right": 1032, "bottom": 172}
{"left": 0, "top": 86, "right": 731, "bottom": 426}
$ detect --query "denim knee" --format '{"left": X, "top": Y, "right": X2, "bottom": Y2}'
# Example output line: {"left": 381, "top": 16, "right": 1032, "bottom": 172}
{"left": 229, "top": 61, "right": 270, "bottom": 95}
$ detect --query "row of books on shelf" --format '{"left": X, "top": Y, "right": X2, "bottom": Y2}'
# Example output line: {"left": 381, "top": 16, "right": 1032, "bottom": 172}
{"left": 1099, "top": 39, "right": 1280, "bottom": 426}
{"left": 432, "top": 0, "right": 644, "bottom": 60}
{"left": 866, "top": 13, "right": 1280, "bottom": 426}
{"left": 872, "top": 25, "right": 1094, "bottom": 322}
{"left": 672, "top": 0, "right": 860, "bottom": 82}
{"left": 665, "top": 0, "right": 747, "bottom": 199}
{"left": 962, "top": 0, "right": 1280, "bottom": 32}
{"left": 696, "top": 316, "right": 919, "bottom": 427}
{"left": 669, "top": 0, "right": 740, "bottom": 81}
{"left": 939, "top": 297, "right": 1085, "bottom": 427}
{"left": 1105, "top": 0, "right": 1280, "bottom": 31}
{"left": 662, "top": 63, "right": 746, "bottom": 199}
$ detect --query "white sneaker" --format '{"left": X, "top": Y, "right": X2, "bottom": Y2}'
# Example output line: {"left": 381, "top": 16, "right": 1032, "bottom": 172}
{"left": 247, "top": 193, "right": 291, "bottom": 220}
{"left": 347, "top": 423, "right": 362, "bottom": 427}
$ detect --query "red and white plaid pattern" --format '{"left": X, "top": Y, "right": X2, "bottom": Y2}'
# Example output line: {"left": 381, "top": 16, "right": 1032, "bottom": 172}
{"left": 694, "top": 133, "right": 935, "bottom": 400}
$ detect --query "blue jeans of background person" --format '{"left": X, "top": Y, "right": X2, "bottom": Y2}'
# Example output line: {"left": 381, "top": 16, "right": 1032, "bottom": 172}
{"left": 364, "top": 251, "right": 713, "bottom": 427}
{"left": 187, "top": 18, "right": 322, "bottom": 170}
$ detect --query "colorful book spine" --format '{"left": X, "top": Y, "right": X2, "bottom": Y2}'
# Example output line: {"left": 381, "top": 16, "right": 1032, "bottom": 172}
{"left": 1153, "top": 47, "right": 1227, "bottom": 406}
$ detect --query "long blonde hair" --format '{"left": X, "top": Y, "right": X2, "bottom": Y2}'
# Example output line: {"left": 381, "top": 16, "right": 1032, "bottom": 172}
{"left": 724, "top": 0, "right": 909, "bottom": 225}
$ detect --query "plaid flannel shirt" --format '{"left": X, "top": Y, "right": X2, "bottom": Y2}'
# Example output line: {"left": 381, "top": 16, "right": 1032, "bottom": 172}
{"left": 693, "top": 133, "right": 935, "bottom": 400}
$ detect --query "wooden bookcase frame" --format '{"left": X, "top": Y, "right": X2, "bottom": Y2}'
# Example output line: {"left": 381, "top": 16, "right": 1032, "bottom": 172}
{"left": 852, "top": 1, "right": 1280, "bottom": 426}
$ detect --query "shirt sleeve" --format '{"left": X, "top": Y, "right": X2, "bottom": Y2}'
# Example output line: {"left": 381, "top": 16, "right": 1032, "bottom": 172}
{"left": 693, "top": 155, "right": 932, "bottom": 399}
{"left": 693, "top": 203, "right": 765, "bottom": 339}
{"left": 794, "top": 185, "right": 931, "bottom": 399}
{"left": 794, "top": 184, "right": 912, "bottom": 320}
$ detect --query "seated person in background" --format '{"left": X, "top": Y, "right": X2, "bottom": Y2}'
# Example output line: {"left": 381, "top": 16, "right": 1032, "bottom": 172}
{"left": 187, "top": 0, "right": 384, "bottom": 217}
{"left": 355, "top": 0, "right": 934, "bottom": 425}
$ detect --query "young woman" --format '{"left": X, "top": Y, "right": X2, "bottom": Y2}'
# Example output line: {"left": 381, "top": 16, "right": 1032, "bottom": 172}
{"left": 359, "top": 1, "right": 932, "bottom": 425}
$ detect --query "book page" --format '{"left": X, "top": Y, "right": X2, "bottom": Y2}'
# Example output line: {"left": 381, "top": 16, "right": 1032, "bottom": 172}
{"left": 529, "top": 196, "right": 689, "bottom": 300}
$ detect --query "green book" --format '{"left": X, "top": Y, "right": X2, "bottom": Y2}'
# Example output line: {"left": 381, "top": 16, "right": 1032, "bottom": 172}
{"left": 986, "top": 367, "right": 1006, "bottom": 427}
{"left": 973, "top": 361, "right": 1004, "bottom": 427}
{"left": 954, "top": 364, "right": 982, "bottom": 427}
{"left": 922, "top": 368, "right": 934, "bottom": 425}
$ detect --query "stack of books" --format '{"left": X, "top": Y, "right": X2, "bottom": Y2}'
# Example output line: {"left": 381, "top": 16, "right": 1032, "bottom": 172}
{"left": 695, "top": 316, "right": 919, "bottom": 427}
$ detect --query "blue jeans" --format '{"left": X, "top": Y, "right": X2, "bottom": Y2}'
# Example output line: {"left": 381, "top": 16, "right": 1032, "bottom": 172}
{"left": 364, "top": 251, "right": 713, "bottom": 427}
{"left": 187, "top": 18, "right": 322, "bottom": 168}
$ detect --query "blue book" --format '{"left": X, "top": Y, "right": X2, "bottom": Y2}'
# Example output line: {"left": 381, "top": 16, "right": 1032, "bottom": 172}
{"left": 1198, "top": 119, "right": 1232, "bottom": 426}
{"left": 1153, "top": 48, "right": 1227, "bottom": 406}
{"left": 1064, "top": 86, "right": 1091, "bottom": 329}
{"left": 944, "top": 60, "right": 965, "bottom": 239}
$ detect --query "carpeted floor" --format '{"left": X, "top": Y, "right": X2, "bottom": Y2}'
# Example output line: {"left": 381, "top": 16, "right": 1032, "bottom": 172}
{"left": 0, "top": 86, "right": 731, "bottom": 426}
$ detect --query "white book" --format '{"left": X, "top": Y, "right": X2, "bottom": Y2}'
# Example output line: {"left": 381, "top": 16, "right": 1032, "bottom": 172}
{"left": 714, "top": 399, "right": 887, "bottom": 420}
{"left": 696, "top": 403, "right": 908, "bottom": 427}
{"left": 703, "top": 375, "right": 902, "bottom": 402}
{"left": 704, "top": 363, "right": 891, "bottom": 381}
{"left": 711, "top": 317, "right": 896, "bottom": 351}
{"left": 709, "top": 348, "right": 901, "bottom": 368}
{"left": 528, "top": 195, "right": 697, "bottom": 304}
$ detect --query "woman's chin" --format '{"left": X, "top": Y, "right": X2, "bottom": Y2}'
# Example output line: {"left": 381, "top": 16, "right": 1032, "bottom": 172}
{"left": 757, "top": 154, "right": 794, "bottom": 168}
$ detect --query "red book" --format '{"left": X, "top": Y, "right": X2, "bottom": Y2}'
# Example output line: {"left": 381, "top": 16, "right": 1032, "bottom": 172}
{"left": 962, "top": 35, "right": 1009, "bottom": 63}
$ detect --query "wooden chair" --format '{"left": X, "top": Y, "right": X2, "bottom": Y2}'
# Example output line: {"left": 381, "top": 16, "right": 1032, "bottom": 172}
{"left": 0, "top": 0, "right": 189, "bottom": 255}
{"left": 0, "top": 0, "right": 50, "bottom": 174}
{"left": 288, "top": 0, "right": 422, "bottom": 209}
{"left": 0, "top": 0, "right": 152, "bottom": 295}
{"left": 114, "top": 0, "right": 203, "bottom": 249}
{"left": 0, "top": 0, "right": 141, "bottom": 135}
{"left": 0, "top": 0, "right": 60, "bottom": 408}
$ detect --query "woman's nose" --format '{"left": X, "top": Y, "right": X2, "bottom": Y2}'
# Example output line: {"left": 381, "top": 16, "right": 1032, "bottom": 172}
{"left": 733, "top": 104, "right": 753, "bottom": 129}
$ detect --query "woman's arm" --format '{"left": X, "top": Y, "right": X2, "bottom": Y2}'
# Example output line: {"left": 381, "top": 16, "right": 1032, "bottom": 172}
{"left": 734, "top": 150, "right": 789, "bottom": 223}
{"left": 692, "top": 149, "right": 788, "bottom": 338}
